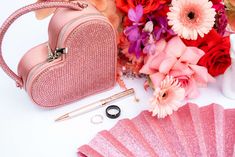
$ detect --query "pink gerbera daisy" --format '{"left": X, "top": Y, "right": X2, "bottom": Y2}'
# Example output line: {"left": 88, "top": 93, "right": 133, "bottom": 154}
{"left": 150, "top": 76, "right": 185, "bottom": 118}
{"left": 167, "top": 0, "right": 216, "bottom": 40}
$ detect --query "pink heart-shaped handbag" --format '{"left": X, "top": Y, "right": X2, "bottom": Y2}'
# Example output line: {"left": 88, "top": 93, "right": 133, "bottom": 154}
{"left": 0, "top": 1, "right": 117, "bottom": 107}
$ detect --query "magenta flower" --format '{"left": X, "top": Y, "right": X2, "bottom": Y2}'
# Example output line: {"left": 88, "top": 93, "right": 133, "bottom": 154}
{"left": 213, "top": 3, "right": 228, "bottom": 36}
{"left": 124, "top": 5, "right": 147, "bottom": 58}
{"left": 154, "top": 17, "right": 175, "bottom": 41}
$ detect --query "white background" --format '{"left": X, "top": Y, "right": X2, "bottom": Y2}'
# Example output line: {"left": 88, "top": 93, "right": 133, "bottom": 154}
{"left": 0, "top": 0, "right": 234, "bottom": 157}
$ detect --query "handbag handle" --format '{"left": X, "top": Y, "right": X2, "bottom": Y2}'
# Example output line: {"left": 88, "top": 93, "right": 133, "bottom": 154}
{"left": 0, "top": 1, "right": 87, "bottom": 88}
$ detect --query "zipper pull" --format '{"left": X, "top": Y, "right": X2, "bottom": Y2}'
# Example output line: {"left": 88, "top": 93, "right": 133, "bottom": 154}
{"left": 47, "top": 47, "right": 68, "bottom": 62}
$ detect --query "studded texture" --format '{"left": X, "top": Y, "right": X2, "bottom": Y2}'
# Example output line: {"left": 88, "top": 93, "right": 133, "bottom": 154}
{"left": 30, "top": 20, "right": 116, "bottom": 107}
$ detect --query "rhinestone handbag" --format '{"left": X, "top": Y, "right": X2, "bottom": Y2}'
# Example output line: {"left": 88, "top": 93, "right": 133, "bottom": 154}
{"left": 0, "top": 1, "right": 117, "bottom": 107}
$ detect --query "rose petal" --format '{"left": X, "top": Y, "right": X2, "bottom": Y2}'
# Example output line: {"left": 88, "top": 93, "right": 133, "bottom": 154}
{"left": 115, "top": 0, "right": 130, "bottom": 13}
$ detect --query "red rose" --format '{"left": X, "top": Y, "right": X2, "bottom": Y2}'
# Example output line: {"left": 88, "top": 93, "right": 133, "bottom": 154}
{"left": 115, "top": 0, "right": 169, "bottom": 14}
{"left": 152, "top": 4, "right": 170, "bottom": 17}
{"left": 198, "top": 37, "right": 231, "bottom": 76}
{"left": 183, "top": 29, "right": 221, "bottom": 50}
{"left": 183, "top": 29, "right": 231, "bottom": 77}
{"left": 211, "top": 0, "right": 222, "bottom": 4}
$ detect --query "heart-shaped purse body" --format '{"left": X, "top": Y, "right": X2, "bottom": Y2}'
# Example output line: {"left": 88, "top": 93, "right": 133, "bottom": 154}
{"left": 0, "top": 1, "right": 117, "bottom": 107}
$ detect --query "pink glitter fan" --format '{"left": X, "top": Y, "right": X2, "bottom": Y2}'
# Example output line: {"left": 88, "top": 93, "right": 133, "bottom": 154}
{"left": 77, "top": 103, "right": 235, "bottom": 157}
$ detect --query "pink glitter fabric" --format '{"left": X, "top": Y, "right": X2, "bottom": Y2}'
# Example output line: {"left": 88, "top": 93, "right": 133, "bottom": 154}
{"left": 77, "top": 103, "right": 235, "bottom": 157}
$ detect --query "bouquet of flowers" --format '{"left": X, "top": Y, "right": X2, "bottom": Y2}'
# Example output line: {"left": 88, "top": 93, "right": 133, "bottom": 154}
{"left": 36, "top": 0, "right": 234, "bottom": 118}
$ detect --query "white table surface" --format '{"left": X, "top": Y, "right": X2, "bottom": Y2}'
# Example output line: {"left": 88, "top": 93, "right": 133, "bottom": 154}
{"left": 0, "top": 1, "right": 235, "bottom": 157}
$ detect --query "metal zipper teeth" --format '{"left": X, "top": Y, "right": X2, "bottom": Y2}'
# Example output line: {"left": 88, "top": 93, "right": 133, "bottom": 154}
{"left": 25, "top": 13, "right": 104, "bottom": 91}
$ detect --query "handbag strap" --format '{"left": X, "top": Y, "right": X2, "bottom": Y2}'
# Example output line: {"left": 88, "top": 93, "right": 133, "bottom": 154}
{"left": 0, "top": 1, "right": 87, "bottom": 88}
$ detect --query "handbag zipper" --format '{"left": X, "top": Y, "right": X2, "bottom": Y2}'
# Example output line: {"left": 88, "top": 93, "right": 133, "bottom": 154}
{"left": 47, "top": 47, "right": 68, "bottom": 62}
{"left": 25, "top": 13, "right": 103, "bottom": 90}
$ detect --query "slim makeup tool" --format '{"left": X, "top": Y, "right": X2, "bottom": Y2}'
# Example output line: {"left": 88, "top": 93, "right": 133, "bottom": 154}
{"left": 55, "top": 88, "right": 135, "bottom": 122}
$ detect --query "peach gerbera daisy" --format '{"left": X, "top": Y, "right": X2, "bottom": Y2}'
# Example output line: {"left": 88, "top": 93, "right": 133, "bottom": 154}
{"left": 150, "top": 76, "right": 185, "bottom": 118}
{"left": 167, "top": 0, "right": 216, "bottom": 40}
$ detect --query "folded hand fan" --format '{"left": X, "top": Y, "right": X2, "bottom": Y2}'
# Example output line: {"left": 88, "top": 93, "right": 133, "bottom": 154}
{"left": 78, "top": 103, "right": 235, "bottom": 157}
